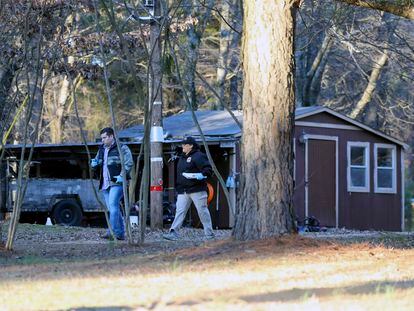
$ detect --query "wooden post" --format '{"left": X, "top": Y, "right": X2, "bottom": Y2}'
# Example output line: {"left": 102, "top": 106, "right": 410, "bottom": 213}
{"left": 149, "top": 0, "right": 164, "bottom": 229}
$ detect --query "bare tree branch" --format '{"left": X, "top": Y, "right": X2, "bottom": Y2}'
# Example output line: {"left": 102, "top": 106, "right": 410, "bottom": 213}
{"left": 337, "top": 0, "right": 414, "bottom": 19}
{"left": 350, "top": 50, "right": 389, "bottom": 118}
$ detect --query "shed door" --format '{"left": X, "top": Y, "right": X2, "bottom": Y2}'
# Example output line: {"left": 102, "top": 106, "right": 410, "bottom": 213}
{"left": 307, "top": 139, "right": 336, "bottom": 227}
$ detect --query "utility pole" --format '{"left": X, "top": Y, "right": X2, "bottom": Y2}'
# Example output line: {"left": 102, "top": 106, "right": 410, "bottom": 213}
{"left": 147, "top": 0, "right": 164, "bottom": 229}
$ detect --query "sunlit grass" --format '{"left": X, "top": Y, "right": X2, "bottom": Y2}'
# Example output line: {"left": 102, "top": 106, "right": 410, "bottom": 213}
{"left": 2, "top": 241, "right": 414, "bottom": 310}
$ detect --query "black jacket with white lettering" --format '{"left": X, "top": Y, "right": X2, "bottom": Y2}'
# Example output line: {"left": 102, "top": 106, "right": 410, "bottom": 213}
{"left": 176, "top": 146, "right": 212, "bottom": 194}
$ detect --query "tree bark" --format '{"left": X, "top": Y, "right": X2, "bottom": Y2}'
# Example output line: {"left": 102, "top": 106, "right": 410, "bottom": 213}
{"left": 233, "top": 0, "right": 297, "bottom": 240}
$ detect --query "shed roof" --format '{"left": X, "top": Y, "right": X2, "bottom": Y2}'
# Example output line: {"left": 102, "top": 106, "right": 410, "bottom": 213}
{"left": 118, "top": 110, "right": 243, "bottom": 141}
{"left": 295, "top": 106, "right": 408, "bottom": 149}
{"left": 118, "top": 107, "right": 406, "bottom": 148}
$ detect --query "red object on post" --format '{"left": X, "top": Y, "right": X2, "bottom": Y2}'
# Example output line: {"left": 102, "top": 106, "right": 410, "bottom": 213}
{"left": 150, "top": 186, "right": 163, "bottom": 192}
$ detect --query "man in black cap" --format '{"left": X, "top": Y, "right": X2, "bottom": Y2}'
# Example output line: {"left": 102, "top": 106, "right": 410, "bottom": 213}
{"left": 163, "top": 136, "right": 215, "bottom": 241}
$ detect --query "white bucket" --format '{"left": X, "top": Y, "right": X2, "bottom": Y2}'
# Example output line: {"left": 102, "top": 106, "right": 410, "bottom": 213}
{"left": 130, "top": 215, "right": 138, "bottom": 227}
{"left": 46, "top": 217, "right": 53, "bottom": 226}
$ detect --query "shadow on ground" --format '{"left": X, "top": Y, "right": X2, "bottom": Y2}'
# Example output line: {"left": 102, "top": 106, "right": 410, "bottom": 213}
{"left": 239, "top": 279, "right": 414, "bottom": 303}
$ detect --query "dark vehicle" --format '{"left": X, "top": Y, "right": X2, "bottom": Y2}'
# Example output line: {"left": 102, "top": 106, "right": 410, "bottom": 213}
{"left": 1, "top": 156, "right": 104, "bottom": 226}
{"left": 0, "top": 143, "right": 174, "bottom": 227}
{"left": 1, "top": 133, "right": 236, "bottom": 229}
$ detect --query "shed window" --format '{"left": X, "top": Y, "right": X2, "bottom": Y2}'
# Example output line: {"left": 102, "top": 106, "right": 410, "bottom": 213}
{"left": 347, "top": 142, "right": 369, "bottom": 192}
{"left": 374, "top": 144, "right": 396, "bottom": 193}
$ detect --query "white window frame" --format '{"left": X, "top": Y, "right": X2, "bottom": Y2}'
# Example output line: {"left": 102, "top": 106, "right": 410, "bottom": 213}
{"left": 347, "top": 142, "right": 370, "bottom": 193}
{"left": 374, "top": 143, "right": 397, "bottom": 194}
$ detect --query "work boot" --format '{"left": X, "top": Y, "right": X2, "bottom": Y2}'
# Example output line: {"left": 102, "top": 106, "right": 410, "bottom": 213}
{"left": 163, "top": 230, "right": 180, "bottom": 241}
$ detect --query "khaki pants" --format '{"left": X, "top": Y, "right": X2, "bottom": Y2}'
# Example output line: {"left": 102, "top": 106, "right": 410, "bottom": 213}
{"left": 170, "top": 191, "right": 214, "bottom": 237}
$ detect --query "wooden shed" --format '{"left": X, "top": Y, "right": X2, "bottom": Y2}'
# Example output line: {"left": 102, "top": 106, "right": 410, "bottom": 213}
{"left": 293, "top": 106, "right": 407, "bottom": 231}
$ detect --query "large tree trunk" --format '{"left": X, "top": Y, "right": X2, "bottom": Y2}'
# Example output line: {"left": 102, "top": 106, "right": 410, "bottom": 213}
{"left": 233, "top": 0, "right": 297, "bottom": 240}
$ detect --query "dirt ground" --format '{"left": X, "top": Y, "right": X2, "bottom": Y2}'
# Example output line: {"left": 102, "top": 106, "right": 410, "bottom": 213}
{"left": 2, "top": 223, "right": 414, "bottom": 310}
{"left": 0, "top": 222, "right": 234, "bottom": 262}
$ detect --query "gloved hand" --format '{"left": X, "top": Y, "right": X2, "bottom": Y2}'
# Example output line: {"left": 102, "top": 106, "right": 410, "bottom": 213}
{"left": 182, "top": 173, "right": 207, "bottom": 180}
{"left": 195, "top": 173, "right": 206, "bottom": 180}
{"left": 114, "top": 175, "right": 123, "bottom": 184}
{"left": 90, "top": 158, "right": 101, "bottom": 168}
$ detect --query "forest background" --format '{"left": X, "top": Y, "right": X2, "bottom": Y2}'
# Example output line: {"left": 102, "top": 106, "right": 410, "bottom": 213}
{"left": 0, "top": 0, "right": 413, "bottom": 216}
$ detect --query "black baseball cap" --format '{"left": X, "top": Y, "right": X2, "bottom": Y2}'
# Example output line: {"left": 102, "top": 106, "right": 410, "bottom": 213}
{"left": 182, "top": 136, "right": 197, "bottom": 145}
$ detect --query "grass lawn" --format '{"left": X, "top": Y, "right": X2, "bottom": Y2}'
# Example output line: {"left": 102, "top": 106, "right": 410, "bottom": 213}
{"left": 1, "top": 224, "right": 414, "bottom": 310}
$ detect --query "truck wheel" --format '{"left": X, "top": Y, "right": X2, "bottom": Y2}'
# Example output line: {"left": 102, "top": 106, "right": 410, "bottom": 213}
{"left": 52, "top": 200, "right": 82, "bottom": 226}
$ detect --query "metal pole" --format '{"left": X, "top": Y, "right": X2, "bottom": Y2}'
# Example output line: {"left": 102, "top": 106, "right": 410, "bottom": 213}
{"left": 149, "top": 0, "right": 164, "bottom": 229}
